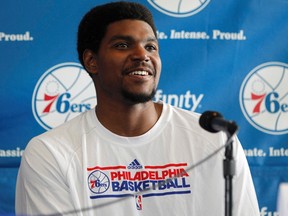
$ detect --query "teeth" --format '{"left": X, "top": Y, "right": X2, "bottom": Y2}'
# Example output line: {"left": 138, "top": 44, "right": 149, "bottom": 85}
{"left": 129, "top": 71, "right": 149, "bottom": 76}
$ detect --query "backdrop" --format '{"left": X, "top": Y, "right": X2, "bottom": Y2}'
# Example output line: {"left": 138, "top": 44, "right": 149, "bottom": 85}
{"left": 1, "top": 0, "right": 288, "bottom": 214}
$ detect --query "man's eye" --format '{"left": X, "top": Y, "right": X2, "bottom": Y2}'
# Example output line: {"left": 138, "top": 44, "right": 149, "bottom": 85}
{"left": 146, "top": 44, "right": 157, "bottom": 51}
{"left": 113, "top": 43, "right": 129, "bottom": 49}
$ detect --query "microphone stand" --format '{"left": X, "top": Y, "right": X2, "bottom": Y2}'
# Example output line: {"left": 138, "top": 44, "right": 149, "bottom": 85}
{"left": 223, "top": 127, "right": 237, "bottom": 216}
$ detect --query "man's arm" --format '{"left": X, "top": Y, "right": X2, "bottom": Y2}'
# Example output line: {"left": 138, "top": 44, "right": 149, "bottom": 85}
{"left": 15, "top": 138, "right": 73, "bottom": 215}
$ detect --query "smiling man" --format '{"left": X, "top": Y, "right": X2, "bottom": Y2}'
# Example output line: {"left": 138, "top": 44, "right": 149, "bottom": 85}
{"left": 82, "top": 17, "right": 162, "bottom": 136}
{"left": 16, "top": 2, "right": 259, "bottom": 216}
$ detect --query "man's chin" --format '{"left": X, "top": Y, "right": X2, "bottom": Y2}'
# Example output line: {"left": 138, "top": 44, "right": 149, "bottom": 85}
{"left": 122, "top": 89, "right": 156, "bottom": 104}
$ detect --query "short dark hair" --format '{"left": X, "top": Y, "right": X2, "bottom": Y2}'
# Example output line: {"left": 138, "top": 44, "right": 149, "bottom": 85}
{"left": 77, "top": 1, "right": 157, "bottom": 68}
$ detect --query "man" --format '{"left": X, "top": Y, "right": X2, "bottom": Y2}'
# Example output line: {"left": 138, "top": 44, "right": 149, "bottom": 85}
{"left": 16, "top": 1, "right": 259, "bottom": 215}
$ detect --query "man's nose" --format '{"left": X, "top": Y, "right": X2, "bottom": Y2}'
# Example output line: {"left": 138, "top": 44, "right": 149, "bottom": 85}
{"left": 130, "top": 45, "right": 150, "bottom": 62}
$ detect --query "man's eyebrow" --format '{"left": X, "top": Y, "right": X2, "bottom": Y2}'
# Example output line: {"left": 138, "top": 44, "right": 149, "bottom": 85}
{"left": 108, "top": 35, "right": 158, "bottom": 43}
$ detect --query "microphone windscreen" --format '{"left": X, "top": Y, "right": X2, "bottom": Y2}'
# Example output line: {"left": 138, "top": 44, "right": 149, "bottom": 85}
{"left": 199, "top": 111, "right": 223, "bottom": 133}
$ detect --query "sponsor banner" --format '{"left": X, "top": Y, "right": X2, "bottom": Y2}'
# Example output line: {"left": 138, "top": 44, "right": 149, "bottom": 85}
{"left": 1, "top": 0, "right": 288, "bottom": 214}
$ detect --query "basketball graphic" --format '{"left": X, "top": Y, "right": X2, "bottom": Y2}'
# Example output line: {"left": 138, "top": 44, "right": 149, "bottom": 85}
{"left": 147, "top": 0, "right": 210, "bottom": 17}
{"left": 239, "top": 62, "right": 288, "bottom": 135}
{"left": 88, "top": 170, "right": 110, "bottom": 194}
{"left": 32, "top": 62, "right": 96, "bottom": 130}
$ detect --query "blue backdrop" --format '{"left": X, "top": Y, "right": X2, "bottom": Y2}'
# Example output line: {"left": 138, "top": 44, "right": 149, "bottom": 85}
{"left": 1, "top": 0, "right": 288, "bottom": 214}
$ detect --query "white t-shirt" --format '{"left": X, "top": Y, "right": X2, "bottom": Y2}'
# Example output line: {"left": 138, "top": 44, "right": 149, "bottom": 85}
{"left": 16, "top": 103, "right": 259, "bottom": 216}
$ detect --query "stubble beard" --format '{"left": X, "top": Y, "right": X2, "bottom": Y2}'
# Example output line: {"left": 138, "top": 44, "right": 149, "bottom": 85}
{"left": 121, "top": 88, "right": 157, "bottom": 104}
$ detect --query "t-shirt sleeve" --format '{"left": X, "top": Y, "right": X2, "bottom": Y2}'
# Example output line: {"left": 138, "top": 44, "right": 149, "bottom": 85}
{"left": 15, "top": 138, "right": 73, "bottom": 215}
{"left": 233, "top": 137, "right": 260, "bottom": 216}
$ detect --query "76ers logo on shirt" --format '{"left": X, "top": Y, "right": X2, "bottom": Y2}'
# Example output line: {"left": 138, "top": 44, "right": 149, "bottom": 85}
{"left": 88, "top": 170, "right": 110, "bottom": 194}
{"left": 239, "top": 62, "right": 288, "bottom": 135}
{"left": 32, "top": 62, "right": 96, "bottom": 130}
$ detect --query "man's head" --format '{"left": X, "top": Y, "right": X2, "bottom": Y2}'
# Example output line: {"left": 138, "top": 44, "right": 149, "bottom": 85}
{"left": 76, "top": 1, "right": 161, "bottom": 105}
{"left": 77, "top": 1, "right": 157, "bottom": 69}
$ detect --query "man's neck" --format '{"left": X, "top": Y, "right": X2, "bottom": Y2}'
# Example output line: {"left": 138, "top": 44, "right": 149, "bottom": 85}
{"left": 95, "top": 101, "right": 163, "bottom": 137}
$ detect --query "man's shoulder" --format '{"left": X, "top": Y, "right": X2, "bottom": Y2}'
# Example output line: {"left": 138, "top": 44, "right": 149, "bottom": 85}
{"left": 168, "top": 103, "right": 200, "bottom": 122}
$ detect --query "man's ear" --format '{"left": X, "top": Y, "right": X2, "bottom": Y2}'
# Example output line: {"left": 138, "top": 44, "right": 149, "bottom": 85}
{"left": 83, "top": 49, "right": 98, "bottom": 74}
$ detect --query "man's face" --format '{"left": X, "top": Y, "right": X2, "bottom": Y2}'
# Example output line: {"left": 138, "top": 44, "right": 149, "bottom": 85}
{"left": 93, "top": 19, "right": 162, "bottom": 104}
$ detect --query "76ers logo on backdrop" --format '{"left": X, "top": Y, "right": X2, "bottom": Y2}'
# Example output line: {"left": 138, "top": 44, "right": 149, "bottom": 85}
{"left": 147, "top": 0, "right": 210, "bottom": 17}
{"left": 32, "top": 62, "right": 96, "bottom": 130}
{"left": 239, "top": 62, "right": 288, "bottom": 135}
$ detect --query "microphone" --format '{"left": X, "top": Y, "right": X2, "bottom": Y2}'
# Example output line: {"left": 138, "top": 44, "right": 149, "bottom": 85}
{"left": 199, "top": 111, "right": 238, "bottom": 135}
{"left": 200, "top": 110, "right": 237, "bottom": 216}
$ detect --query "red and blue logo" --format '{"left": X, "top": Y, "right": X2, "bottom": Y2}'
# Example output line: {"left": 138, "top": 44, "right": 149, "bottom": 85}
{"left": 32, "top": 62, "right": 96, "bottom": 130}
{"left": 88, "top": 170, "right": 110, "bottom": 194}
{"left": 86, "top": 160, "right": 191, "bottom": 211}
{"left": 239, "top": 62, "right": 288, "bottom": 135}
{"left": 135, "top": 195, "right": 143, "bottom": 210}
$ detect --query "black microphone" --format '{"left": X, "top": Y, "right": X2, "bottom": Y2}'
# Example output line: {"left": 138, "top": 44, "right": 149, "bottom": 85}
{"left": 199, "top": 111, "right": 238, "bottom": 135}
